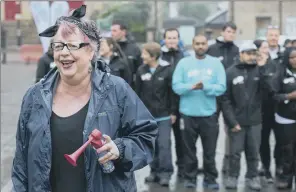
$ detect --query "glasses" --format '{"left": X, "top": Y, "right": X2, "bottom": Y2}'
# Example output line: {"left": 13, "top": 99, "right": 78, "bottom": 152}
{"left": 51, "top": 42, "right": 90, "bottom": 51}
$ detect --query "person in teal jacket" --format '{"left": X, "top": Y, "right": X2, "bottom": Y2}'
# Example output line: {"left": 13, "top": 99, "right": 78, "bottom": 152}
{"left": 172, "top": 35, "right": 226, "bottom": 189}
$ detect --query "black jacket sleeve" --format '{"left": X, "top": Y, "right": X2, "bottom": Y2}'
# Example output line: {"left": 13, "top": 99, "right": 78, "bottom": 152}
{"left": 258, "top": 60, "right": 276, "bottom": 93}
{"left": 168, "top": 66, "right": 178, "bottom": 115}
{"left": 220, "top": 69, "right": 239, "bottom": 129}
{"left": 206, "top": 44, "right": 216, "bottom": 56}
{"left": 122, "top": 61, "right": 132, "bottom": 86}
{"left": 134, "top": 46, "right": 142, "bottom": 74}
{"left": 135, "top": 69, "right": 142, "bottom": 97}
{"left": 264, "top": 65, "right": 289, "bottom": 103}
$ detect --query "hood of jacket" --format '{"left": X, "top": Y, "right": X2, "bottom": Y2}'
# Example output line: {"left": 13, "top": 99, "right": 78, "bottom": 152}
{"left": 216, "top": 36, "right": 236, "bottom": 47}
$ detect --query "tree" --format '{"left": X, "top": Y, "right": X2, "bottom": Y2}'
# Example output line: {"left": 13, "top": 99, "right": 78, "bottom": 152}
{"left": 178, "top": 2, "right": 210, "bottom": 21}
{"left": 112, "top": 2, "right": 150, "bottom": 33}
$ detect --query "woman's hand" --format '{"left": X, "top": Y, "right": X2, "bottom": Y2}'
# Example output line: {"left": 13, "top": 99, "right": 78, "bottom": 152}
{"left": 170, "top": 115, "right": 176, "bottom": 124}
{"left": 96, "top": 135, "right": 120, "bottom": 164}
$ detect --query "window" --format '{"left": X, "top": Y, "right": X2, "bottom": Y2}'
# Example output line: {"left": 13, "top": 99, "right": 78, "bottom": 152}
{"left": 256, "top": 16, "right": 271, "bottom": 38}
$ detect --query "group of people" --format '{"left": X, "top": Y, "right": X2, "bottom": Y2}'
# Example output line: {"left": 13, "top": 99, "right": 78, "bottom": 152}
{"left": 12, "top": 5, "right": 296, "bottom": 192}
{"left": 116, "top": 21, "right": 296, "bottom": 191}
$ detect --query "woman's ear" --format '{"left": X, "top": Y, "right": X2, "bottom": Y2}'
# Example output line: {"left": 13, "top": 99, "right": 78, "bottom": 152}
{"left": 89, "top": 49, "right": 95, "bottom": 61}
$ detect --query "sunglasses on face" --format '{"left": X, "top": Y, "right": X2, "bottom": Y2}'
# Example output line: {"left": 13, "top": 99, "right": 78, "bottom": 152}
{"left": 51, "top": 42, "right": 90, "bottom": 51}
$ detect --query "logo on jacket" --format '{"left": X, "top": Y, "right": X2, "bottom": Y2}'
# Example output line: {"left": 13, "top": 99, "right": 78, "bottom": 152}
{"left": 233, "top": 76, "right": 244, "bottom": 85}
{"left": 218, "top": 56, "right": 224, "bottom": 61}
{"left": 207, "top": 69, "right": 213, "bottom": 76}
{"left": 141, "top": 73, "right": 152, "bottom": 81}
{"left": 283, "top": 77, "right": 295, "bottom": 84}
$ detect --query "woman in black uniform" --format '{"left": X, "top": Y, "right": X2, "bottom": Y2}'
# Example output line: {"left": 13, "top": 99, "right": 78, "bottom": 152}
{"left": 269, "top": 47, "right": 296, "bottom": 189}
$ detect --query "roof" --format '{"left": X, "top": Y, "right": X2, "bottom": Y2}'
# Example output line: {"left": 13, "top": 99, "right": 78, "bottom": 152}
{"left": 163, "top": 16, "right": 204, "bottom": 28}
{"left": 205, "top": 9, "right": 228, "bottom": 24}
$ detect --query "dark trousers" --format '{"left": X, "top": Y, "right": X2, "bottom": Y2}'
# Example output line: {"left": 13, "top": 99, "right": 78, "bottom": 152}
{"left": 229, "top": 124, "right": 262, "bottom": 179}
{"left": 182, "top": 114, "right": 219, "bottom": 181}
{"left": 275, "top": 122, "right": 296, "bottom": 181}
{"left": 216, "top": 98, "right": 229, "bottom": 172}
{"left": 260, "top": 106, "right": 281, "bottom": 170}
{"left": 150, "top": 120, "right": 174, "bottom": 178}
{"left": 172, "top": 112, "right": 184, "bottom": 172}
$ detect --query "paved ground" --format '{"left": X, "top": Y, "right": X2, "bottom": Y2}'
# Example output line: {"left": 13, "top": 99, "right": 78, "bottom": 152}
{"left": 1, "top": 59, "right": 294, "bottom": 192}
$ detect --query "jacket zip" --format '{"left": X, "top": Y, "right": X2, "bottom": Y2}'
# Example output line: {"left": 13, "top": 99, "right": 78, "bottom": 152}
{"left": 151, "top": 69, "right": 158, "bottom": 116}
{"left": 243, "top": 69, "right": 250, "bottom": 121}
{"left": 223, "top": 48, "right": 228, "bottom": 68}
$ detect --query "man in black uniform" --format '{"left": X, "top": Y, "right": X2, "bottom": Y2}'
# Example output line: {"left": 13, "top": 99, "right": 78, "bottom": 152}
{"left": 207, "top": 22, "right": 239, "bottom": 175}
{"left": 160, "top": 28, "right": 188, "bottom": 178}
{"left": 221, "top": 42, "right": 269, "bottom": 191}
{"left": 260, "top": 26, "right": 283, "bottom": 181}
{"left": 111, "top": 20, "right": 142, "bottom": 89}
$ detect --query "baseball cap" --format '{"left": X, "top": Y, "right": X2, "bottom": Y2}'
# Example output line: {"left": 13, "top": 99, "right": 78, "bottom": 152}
{"left": 239, "top": 42, "right": 257, "bottom": 53}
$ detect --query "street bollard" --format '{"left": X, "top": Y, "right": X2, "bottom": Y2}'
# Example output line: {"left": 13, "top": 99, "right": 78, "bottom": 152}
{"left": 1, "top": 27, "right": 7, "bottom": 64}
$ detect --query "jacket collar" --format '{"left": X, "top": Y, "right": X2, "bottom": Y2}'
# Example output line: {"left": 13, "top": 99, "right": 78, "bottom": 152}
{"left": 39, "top": 64, "right": 109, "bottom": 92}
{"left": 161, "top": 45, "right": 180, "bottom": 53}
{"left": 216, "top": 36, "right": 235, "bottom": 47}
{"left": 38, "top": 65, "right": 112, "bottom": 114}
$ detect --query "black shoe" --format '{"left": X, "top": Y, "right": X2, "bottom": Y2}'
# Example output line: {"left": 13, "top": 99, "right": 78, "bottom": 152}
{"left": 259, "top": 168, "right": 265, "bottom": 177}
{"left": 264, "top": 170, "right": 274, "bottom": 184}
{"left": 158, "top": 178, "right": 170, "bottom": 187}
{"left": 276, "top": 178, "right": 292, "bottom": 189}
{"left": 184, "top": 179, "right": 196, "bottom": 188}
{"left": 222, "top": 155, "right": 229, "bottom": 174}
{"left": 203, "top": 179, "right": 219, "bottom": 190}
{"left": 275, "top": 167, "right": 283, "bottom": 178}
{"left": 145, "top": 173, "right": 159, "bottom": 183}
{"left": 177, "top": 170, "right": 184, "bottom": 178}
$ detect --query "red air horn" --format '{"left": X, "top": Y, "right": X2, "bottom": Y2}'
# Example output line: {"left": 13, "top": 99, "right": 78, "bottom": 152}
{"left": 64, "top": 129, "right": 103, "bottom": 166}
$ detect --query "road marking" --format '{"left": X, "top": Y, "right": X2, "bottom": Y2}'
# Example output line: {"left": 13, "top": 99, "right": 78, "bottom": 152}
{"left": 1, "top": 180, "right": 12, "bottom": 192}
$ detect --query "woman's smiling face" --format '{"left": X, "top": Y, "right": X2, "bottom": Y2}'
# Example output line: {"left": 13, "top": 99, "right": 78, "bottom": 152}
{"left": 52, "top": 22, "right": 95, "bottom": 80}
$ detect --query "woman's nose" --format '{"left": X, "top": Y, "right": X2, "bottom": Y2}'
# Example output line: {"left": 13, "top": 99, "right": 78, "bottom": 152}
{"left": 60, "top": 46, "right": 70, "bottom": 55}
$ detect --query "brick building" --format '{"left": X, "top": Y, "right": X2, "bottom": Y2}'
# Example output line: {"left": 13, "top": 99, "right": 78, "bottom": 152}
{"left": 229, "top": 1, "right": 296, "bottom": 40}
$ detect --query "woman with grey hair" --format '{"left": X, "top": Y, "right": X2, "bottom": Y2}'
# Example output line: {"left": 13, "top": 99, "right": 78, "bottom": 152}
{"left": 11, "top": 5, "right": 157, "bottom": 192}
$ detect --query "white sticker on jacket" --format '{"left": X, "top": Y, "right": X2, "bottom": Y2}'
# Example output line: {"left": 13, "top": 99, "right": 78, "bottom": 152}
{"left": 141, "top": 73, "right": 152, "bottom": 81}
{"left": 207, "top": 69, "right": 213, "bottom": 76}
{"left": 233, "top": 76, "right": 244, "bottom": 85}
{"left": 283, "top": 77, "right": 295, "bottom": 84}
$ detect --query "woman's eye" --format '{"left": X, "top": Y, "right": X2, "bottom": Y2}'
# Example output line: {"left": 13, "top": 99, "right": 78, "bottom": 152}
{"left": 55, "top": 45, "right": 63, "bottom": 49}
{"left": 68, "top": 44, "right": 79, "bottom": 49}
